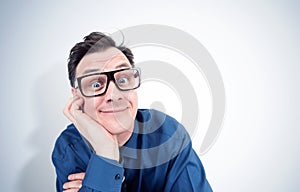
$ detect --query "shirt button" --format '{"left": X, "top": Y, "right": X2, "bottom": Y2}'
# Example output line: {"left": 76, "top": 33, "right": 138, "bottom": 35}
{"left": 115, "top": 174, "right": 121, "bottom": 180}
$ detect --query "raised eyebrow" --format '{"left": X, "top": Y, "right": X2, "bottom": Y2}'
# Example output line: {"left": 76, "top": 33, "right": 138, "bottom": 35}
{"left": 115, "top": 63, "right": 131, "bottom": 69}
{"left": 82, "top": 63, "right": 130, "bottom": 75}
{"left": 82, "top": 68, "right": 101, "bottom": 75}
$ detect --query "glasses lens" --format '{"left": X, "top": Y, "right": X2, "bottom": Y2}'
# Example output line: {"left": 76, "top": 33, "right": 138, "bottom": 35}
{"left": 80, "top": 74, "right": 107, "bottom": 96}
{"left": 115, "top": 68, "right": 140, "bottom": 90}
{"left": 78, "top": 68, "right": 141, "bottom": 97}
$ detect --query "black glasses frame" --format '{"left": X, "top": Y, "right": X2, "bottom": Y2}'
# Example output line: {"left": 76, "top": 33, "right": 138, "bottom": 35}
{"left": 75, "top": 67, "right": 141, "bottom": 97}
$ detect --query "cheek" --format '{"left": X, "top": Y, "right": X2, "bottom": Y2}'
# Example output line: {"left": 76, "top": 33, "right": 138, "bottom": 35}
{"left": 127, "top": 91, "right": 138, "bottom": 112}
{"left": 83, "top": 98, "right": 103, "bottom": 116}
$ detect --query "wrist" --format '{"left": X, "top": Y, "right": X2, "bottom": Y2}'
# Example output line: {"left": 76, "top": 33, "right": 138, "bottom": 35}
{"left": 95, "top": 143, "right": 120, "bottom": 161}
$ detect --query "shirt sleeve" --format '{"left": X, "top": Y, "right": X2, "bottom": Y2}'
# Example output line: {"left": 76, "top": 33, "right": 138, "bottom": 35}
{"left": 52, "top": 125, "right": 125, "bottom": 192}
{"left": 53, "top": 153, "right": 124, "bottom": 192}
{"left": 164, "top": 143, "right": 213, "bottom": 192}
{"left": 81, "top": 154, "right": 124, "bottom": 192}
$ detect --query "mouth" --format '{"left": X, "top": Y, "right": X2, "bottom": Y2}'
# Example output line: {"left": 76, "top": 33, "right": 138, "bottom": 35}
{"left": 99, "top": 107, "right": 129, "bottom": 114}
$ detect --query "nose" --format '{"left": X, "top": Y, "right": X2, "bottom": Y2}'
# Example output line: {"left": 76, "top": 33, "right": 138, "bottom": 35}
{"left": 104, "top": 80, "right": 122, "bottom": 102}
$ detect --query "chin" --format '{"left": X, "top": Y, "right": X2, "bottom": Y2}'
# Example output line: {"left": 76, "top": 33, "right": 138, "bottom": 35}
{"left": 99, "top": 113, "right": 134, "bottom": 135}
{"left": 105, "top": 121, "right": 134, "bottom": 135}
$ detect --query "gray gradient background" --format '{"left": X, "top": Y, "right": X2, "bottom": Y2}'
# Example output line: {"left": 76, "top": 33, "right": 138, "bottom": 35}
{"left": 1, "top": 0, "right": 299, "bottom": 191}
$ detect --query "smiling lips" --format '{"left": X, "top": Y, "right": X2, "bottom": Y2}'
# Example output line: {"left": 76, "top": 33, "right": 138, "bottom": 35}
{"left": 100, "top": 107, "right": 129, "bottom": 113}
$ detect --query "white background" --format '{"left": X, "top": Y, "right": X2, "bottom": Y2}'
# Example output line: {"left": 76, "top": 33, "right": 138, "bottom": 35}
{"left": 1, "top": 0, "right": 299, "bottom": 191}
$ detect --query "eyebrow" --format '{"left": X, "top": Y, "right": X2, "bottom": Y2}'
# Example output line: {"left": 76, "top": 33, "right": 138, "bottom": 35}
{"left": 82, "top": 63, "right": 131, "bottom": 75}
{"left": 116, "top": 63, "right": 131, "bottom": 69}
{"left": 82, "top": 68, "right": 100, "bottom": 74}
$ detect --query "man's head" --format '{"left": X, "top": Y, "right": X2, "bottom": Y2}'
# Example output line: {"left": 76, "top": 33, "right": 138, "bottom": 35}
{"left": 68, "top": 32, "right": 134, "bottom": 87}
{"left": 67, "top": 32, "right": 139, "bottom": 137}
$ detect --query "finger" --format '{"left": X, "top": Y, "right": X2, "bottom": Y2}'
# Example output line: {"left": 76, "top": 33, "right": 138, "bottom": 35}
{"left": 63, "top": 188, "right": 80, "bottom": 192}
{"left": 70, "top": 97, "right": 84, "bottom": 115}
{"left": 68, "top": 172, "right": 86, "bottom": 180}
{"left": 63, "top": 97, "right": 82, "bottom": 123}
{"left": 70, "top": 98, "right": 87, "bottom": 128}
{"left": 63, "top": 97, "right": 77, "bottom": 121}
{"left": 63, "top": 180, "right": 82, "bottom": 189}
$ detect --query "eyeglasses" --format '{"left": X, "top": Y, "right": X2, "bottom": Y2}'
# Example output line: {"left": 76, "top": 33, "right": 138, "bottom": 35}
{"left": 75, "top": 67, "right": 141, "bottom": 97}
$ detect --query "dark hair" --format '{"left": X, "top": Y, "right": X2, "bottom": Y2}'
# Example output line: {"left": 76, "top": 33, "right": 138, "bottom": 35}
{"left": 67, "top": 32, "right": 134, "bottom": 87}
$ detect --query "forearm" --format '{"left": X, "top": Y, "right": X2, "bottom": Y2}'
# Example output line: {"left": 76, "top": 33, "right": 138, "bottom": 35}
{"left": 53, "top": 153, "right": 124, "bottom": 192}
{"left": 80, "top": 154, "right": 124, "bottom": 192}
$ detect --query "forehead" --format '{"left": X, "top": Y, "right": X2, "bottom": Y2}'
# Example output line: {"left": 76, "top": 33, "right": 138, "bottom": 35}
{"left": 76, "top": 47, "right": 130, "bottom": 76}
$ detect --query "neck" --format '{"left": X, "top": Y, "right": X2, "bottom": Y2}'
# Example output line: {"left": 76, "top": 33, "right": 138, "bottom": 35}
{"left": 116, "top": 126, "right": 134, "bottom": 146}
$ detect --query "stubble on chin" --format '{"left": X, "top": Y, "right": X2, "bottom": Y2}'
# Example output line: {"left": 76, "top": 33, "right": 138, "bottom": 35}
{"left": 95, "top": 110, "right": 134, "bottom": 134}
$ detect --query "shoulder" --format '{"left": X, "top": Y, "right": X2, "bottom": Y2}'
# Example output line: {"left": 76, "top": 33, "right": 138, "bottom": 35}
{"left": 135, "top": 109, "right": 191, "bottom": 147}
{"left": 51, "top": 124, "right": 85, "bottom": 160}
{"left": 125, "top": 109, "right": 192, "bottom": 168}
{"left": 136, "top": 109, "right": 189, "bottom": 138}
{"left": 136, "top": 109, "right": 180, "bottom": 128}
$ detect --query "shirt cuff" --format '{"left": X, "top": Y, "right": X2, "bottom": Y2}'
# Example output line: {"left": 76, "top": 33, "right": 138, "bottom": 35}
{"left": 82, "top": 153, "right": 124, "bottom": 191}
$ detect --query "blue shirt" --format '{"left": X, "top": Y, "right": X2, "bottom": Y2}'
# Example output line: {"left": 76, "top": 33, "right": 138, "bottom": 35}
{"left": 52, "top": 109, "right": 212, "bottom": 192}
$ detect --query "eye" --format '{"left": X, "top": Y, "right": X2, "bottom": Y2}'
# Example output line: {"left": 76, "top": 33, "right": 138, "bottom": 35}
{"left": 91, "top": 82, "right": 102, "bottom": 89}
{"left": 118, "top": 77, "right": 129, "bottom": 85}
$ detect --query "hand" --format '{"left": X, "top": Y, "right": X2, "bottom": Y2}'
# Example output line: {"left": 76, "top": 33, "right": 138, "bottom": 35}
{"left": 63, "top": 172, "right": 85, "bottom": 192}
{"left": 63, "top": 96, "right": 120, "bottom": 161}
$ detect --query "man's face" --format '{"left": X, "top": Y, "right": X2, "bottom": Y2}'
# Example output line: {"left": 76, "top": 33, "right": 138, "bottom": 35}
{"left": 73, "top": 47, "right": 138, "bottom": 135}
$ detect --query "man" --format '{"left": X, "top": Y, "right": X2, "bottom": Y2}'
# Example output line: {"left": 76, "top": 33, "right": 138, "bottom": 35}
{"left": 52, "top": 32, "right": 212, "bottom": 192}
